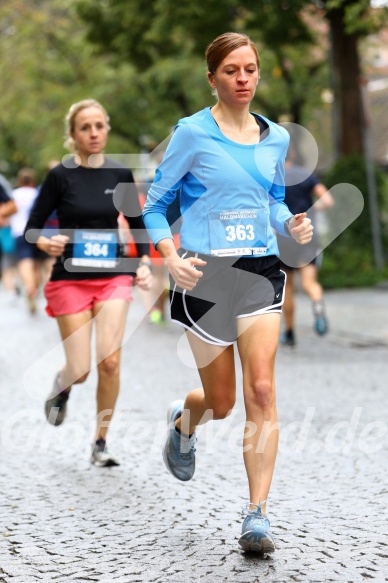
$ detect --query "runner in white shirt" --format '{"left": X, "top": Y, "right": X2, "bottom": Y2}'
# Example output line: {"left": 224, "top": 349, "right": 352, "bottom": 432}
{"left": 11, "top": 168, "right": 40, "bottom": 313}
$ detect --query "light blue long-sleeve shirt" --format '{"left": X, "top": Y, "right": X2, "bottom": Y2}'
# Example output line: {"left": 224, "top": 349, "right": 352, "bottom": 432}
{"left": 143, "top": 107, "right": 292, "bottom": 257}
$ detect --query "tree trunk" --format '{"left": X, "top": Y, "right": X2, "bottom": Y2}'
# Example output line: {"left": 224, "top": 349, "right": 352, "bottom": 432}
{"left": 326, "top": 6, "right": 364, "bottom": 156}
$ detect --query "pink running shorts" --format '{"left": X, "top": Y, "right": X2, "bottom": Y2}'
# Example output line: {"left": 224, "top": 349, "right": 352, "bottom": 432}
{"left": 44, "top": 276, "right": 134, "bottom": 317}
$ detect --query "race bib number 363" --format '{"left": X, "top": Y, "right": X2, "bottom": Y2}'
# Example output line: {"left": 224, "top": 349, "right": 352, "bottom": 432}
{"left": 209, "top": 209, "right": 268, "bottom": 257}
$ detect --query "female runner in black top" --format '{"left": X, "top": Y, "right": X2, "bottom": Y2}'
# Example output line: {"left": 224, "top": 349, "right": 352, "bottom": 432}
{"left": 25, "top": 99, "right": 152, "bottom": 466}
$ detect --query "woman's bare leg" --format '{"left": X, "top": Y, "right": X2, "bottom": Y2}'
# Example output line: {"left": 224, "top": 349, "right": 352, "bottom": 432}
{"left": 93, "top": 298, "right": 129, "bottom": 441}
{"left": 237, "top": 313, "right": 281, "bottom": 514}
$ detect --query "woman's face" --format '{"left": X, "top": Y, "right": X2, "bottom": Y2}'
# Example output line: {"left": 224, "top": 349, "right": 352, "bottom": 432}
{"left": 208, "top": 45, "right": 259, "bottom": 107}
{"left": 71, "top": 106, "right": 109, "bottom": 157}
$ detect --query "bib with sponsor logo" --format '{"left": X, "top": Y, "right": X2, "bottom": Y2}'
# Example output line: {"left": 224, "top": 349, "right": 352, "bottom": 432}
{"left": 71, "top": 230, "right": 118, "bottom": 268}
{"left": 209, "top": 209, "right": 268, "bottom": 257}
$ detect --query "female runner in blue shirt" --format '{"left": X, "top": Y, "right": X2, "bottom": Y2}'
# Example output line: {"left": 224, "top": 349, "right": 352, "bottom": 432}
{"left": 143, "top": 32, "right": 313, "bottom": 554}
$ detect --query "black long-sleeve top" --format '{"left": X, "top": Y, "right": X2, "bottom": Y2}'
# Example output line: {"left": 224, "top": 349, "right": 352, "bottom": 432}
{"left": 25, "top": 158, "right": 149, "bottom": 281}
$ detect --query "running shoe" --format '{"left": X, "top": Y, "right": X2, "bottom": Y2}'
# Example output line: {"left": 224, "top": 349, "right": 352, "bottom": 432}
{"left": 27, "top": 293, "right": 37, "bottom": 315}
{"left": 314, "top": 315, "right": 328, "bottom": 335}
{"left": 280, "top": 329, "right": 295, "bottom": 347}
{"left": 44, "top": 373, "right": 70, "bottom": 426}
{"left": 163, "top": 400, "right": 196, "bottom": 481}
{"left": 149, "top": 308, "right": 164, "bottom": 325}
{"left": 90, "top": 438, "right": 120, "bottom": 467}
{"left": 239, "top": 501, "right": 275, "bottom": 554}
{"left": 313, "top": 301, "right": 328, "bottom": 336}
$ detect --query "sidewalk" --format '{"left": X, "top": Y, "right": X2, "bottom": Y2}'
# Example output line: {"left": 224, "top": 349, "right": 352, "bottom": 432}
{"left": 0, "top": 285, "right": 386, "bottom": 582}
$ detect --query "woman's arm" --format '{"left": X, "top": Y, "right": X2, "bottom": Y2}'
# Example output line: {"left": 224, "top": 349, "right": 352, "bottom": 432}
{"left": 0, "top": 200, "right": 17, "bottom": 225}
{"left": 313, "top": 182, "right": 335, "bottom": 211}
{"left": 24, "top": 171, "right": 60, "bottom": 245}
{"left": 143, "top": 123, "right": 195, "bottom": 249}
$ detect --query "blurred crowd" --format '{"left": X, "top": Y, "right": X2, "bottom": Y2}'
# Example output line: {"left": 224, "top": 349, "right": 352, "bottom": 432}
{"left": 0, "top": 159, "right": 171, "bottom": 320}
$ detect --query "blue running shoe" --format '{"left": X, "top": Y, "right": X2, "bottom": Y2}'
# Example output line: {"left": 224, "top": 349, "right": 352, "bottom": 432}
{"left": 314, "top": 314, "right": 328, "bottom": 335}
{"left": 239, "top": 501, "right": 275, "bottom": 554}
{"left": 313, "top": 301, "right": 328, "bottom": 336}
{"left": 163, "top": 400, "right": 196, "bottom": 481}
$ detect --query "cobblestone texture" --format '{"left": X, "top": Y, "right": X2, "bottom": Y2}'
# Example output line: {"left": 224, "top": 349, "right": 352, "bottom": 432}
{"left": 0, "top": 286, "right": 387, "bottom": 582}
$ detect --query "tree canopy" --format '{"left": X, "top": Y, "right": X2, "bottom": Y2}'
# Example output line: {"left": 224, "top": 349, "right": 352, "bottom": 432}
{"left": 0, "top": 0, "right": 146, "bottom": 177}
{"left": 0, "top": 0, "right": 387, "bottom": 180}
{"left": 76, "top": 0, "right": 388, "bottom": 156}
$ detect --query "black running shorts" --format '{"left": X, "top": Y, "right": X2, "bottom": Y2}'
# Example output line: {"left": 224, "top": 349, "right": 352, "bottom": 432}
{"left": 170, "top": 249, "right": 286, "bottom": 346}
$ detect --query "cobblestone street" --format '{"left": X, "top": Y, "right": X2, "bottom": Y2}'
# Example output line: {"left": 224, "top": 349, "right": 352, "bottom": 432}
{"left": 0, "top": 285, "right": 387, "bottom": 582}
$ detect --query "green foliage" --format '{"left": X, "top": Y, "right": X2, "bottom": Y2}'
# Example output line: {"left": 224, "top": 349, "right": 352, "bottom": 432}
{"left": 325, "top": 0, "right": 388, "bottom": 35}
{"left": 76, "top": 0, "right": 328, "bottom": 132}
{"left": 320, "top": 155, "right": 388, "bottom": 288}
{"left": 1, "top": 0, "right": 387, "bottom": 212}
{"left": 0, "top": 0, "right": 146, "bottom": 179}
{"left": 6, "top": 0, "right": 381, "bottom": 182}
{"left": 76, "top": 0, "right": 313, "bottom": 66}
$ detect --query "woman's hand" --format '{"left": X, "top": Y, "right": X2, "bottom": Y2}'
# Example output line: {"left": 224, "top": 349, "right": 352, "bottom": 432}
{"left": 289, "top": 213, "right": 313, "bottom": 245}
{"left": 165, "top": 254, "right": 207, "bottom": 291}
{"left": 135, "top": 263, "right": 153, "bottom": 290}
{"left": 37, "top": 234, "right": 69, "bottom": 256}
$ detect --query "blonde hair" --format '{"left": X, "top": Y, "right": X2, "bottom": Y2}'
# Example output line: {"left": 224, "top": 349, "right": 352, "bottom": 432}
{"left": 64, "top": 99, "right": 111, "bottom": 152}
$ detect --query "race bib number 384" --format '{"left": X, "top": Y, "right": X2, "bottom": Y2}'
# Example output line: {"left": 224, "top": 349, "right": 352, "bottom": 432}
{"left": 209, "top": 209, "right": 268, "bottom": 257}
{"left": 71, "top": 231, "right": 118, "bottom": 268}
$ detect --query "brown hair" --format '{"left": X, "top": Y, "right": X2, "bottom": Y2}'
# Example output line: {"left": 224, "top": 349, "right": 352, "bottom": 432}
{"left": 64, "top": 99, "right": 110, "bottom": 152}
{"left": 205, "top": 32, "right": 260, "bottom": 74}
{"left": 17, "top": 167, "right": 36, "bottom": 186}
